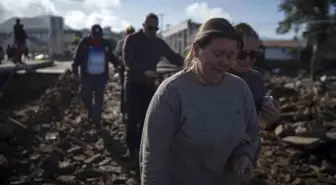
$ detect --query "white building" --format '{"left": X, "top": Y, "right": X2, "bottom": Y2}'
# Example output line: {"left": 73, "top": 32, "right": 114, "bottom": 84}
{"left": 0, "top": 15, "right": 79, "bottom": 54}
{"left": 262, "top": 40, "right": 301, "bottom": 61}
{"left": 161, "top": 19, "right": 201, "bottom": 56}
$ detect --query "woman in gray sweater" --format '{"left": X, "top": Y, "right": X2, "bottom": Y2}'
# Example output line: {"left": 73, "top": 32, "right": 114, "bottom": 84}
{"left": 140, "top": 18, "right": 259, "bottom": 185}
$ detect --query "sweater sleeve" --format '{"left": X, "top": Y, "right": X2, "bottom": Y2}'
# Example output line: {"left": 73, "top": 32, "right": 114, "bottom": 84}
{"left": 160, "top": 39, "right": 184, "bottom": 67}
{"left": 140, "top": 82, "right": 180, "bottom": 185}
{"left": 232, "top": 82, "right": 260, "bottom": 161}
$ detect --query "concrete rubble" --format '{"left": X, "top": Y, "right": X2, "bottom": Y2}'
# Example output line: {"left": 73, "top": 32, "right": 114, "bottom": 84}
{"left": 0, "top": 70, "right": 138, "bottom": 185}
{"left": 253, "top": 74, "right": 336, "bottom": 185}
{"left": 0, "top": 70, "right": 335, "bottom": 184}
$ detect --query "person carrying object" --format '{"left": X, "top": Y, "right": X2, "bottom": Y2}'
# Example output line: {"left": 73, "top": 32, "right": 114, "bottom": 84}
{"left": 230, "top": 22, "right": 280, "bottom": 167}
{"left": 72, "top": 24, "right": 121, "bottom": 127}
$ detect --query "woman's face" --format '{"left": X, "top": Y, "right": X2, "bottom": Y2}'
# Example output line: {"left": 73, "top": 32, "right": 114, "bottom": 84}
{"left": 233, "top": 37, "right": 259, "bottom": 73}
{"left": 195, "top": 37, "right": 238, "bottom": 82}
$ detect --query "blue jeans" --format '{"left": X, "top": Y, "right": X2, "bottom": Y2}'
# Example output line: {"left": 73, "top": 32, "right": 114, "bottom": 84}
{"left": 80, "top": 75, "right": 107, "bottom": 123}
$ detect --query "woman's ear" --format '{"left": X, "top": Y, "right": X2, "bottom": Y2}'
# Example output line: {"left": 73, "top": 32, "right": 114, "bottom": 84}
{"left": 192, "top": 42, "right": 200, "bottom": 58}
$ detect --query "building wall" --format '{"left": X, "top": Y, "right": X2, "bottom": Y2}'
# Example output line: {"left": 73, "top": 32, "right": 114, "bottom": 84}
{"left": 48, "top": 16, "right": 64, "bottom": 56}
{"left": 162, "top": 19, "right": 201, "bottom": 56}
{"left": 264, "top": 47, "right": 300, "bottom": 61}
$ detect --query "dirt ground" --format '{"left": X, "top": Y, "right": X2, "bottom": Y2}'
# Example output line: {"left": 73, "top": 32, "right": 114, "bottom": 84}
{"left": 0, "top": 71, "right": 335, "bottom": 185}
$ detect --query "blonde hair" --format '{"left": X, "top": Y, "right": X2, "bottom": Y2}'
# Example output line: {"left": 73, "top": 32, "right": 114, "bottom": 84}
{"left": 184, "top": 18, "right": 241, "bottom": 67}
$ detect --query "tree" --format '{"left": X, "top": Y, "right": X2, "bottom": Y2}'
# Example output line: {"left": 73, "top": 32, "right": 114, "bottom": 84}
{"left": 277, "top": 0, "right": 336, "bottom": 45}
{"left": 276, "top": 0, "right": 336, "bottom": 79}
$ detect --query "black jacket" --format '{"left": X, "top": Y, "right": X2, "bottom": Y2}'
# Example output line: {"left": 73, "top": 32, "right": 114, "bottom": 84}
{"left": 13, "top": 24, "right": 27, "bottom": 43}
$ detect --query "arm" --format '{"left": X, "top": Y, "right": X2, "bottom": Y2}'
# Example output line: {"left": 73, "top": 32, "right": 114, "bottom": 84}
{"left": 72, "top": 38, "right": 86, "bottom": 74}
{"left": 256, "top": 73, "right": 267, "bottom": 114}
{"left": 258, "top": 73, "right": 280, "bottom": 124}
{"left": 160, "top": 40, "right": 184, "bottom": 67}
{"left": 232, "top": 82, "right": 260, "bottom": 162}
{"left": 122, "top": 35, "right": 136, "bottom": 69}
{"left": 105, "top": 40, "right": 119, "bottom": 68}
{"left": 140, "top": 83, "right": 180, "bottom": 185}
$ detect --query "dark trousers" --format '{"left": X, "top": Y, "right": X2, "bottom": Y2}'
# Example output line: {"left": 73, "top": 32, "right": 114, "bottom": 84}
{"left": 13, "top": 42, "right": 25, "bottom": 64}
{"left": 125, "top": 81, "right": 156, "bottom": 154}
{"left": 80, "top": 75, "right": 107, "bottom": 123}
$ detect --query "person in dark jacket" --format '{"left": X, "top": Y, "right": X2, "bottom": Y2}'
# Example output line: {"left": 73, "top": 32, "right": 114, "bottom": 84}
{"left": 0, "top": 46, "right": 4, "bottom": 63}
{"left": 13, "top": 19, "right": 27, "bottom": 64}
{"left": 13, "top": 19, "right": 27, "bottom": 46}
{"left": 72, "top": 24, "right": 121, "bottom": 126}
{"left": 6, "top": 45, "right": 14, "bottom": 62}
{"left": 115, "top": 25, "right": 135, "bottom": 58}
{"left": 114, "top": 25, "right": 135, "bottom": 119}
{"left": 122, "top": 13, "right": 184, "bottom": 159}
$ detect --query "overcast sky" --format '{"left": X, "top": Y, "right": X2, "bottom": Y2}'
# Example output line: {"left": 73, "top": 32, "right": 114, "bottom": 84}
{"left": 0, "top": 0, "right": 295, "bottom": 38}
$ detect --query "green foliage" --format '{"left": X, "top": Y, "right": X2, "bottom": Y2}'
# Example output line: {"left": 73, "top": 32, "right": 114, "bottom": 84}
{"left": 276, "top": 0, "right": 335, "bottom": 42}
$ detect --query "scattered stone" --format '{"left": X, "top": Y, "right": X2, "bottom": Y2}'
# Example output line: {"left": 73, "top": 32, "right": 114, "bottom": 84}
{"left": 275, "top": 124, "right": 295, "bottom": 137}
{"left": 84, "top": 154, "right": 102, "bottom": 164}
{"left": 3, "top": 68, "right": 336, "bottom": 185}
{"left": 282, "top": 136, "right": 321, "bottom": 148}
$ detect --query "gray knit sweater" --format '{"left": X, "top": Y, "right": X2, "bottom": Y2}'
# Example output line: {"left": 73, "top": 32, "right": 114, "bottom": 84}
{"left": 140, "top": 69, "right": 259, "bottom": 185}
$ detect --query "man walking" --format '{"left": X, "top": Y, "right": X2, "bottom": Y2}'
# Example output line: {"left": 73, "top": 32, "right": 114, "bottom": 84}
{"left": 122, "top": 13, "right": 184, "bottom": 159}
{"left": 72, "top": 24, "right": 121, "bottom": 127}
{"left": 115, "top": 25, "right": 135, "bottom": 119}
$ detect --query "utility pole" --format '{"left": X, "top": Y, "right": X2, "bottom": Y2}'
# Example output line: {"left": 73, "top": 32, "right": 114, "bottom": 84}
{"left": 159, "top": 13, "right": 164, "bottom": 36}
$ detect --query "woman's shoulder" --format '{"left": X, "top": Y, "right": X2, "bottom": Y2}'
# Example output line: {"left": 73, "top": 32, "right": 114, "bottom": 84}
{"left": 224, "top": 73, "right": 253, "bottom": 94}
{"left": 225, "top": 72, "right": 248, "bottom": 85}
{"left": 249, "top": 69, "right": 264, "bottom": 80}
{"left": 155, "top": 70, "right": 186, "bottom": 96}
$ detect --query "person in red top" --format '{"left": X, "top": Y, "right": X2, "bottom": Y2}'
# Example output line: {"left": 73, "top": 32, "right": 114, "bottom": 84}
{"left": 72, "top": 24, "right": 121, "bottom": 127}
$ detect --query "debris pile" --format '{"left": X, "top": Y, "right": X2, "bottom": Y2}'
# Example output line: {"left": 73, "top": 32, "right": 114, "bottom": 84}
{"left": 0, "top": 70, "right": 138, "bottom": 185}
{"left": 253, "top": 75, "right": 336, "bottom": 185}
{"left": 0, "top": 70, "right": 336, "bottom": 185}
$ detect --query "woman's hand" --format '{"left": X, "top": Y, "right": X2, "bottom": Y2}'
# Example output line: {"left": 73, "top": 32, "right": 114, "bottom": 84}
{"left": 233, "top": 156, "right": 253, "bottom": 184}
{"left": 260, "top": 98, "right": 280, "bottom": 124}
